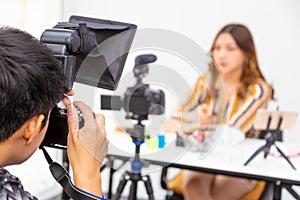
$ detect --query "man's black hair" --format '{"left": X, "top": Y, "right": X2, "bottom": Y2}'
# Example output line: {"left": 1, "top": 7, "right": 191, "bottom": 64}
{"left": 0, "top": 27, "right": 65, "bottom": 142}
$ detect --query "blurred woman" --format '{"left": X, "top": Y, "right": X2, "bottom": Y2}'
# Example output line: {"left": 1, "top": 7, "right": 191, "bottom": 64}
{"left": 169, "top": 24, "right": 273, "bottom": 200}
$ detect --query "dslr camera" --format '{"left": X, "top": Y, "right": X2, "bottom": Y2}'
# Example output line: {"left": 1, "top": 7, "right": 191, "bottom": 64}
{"left": 41, "top": 15, "right": 137, "bottom": 149}
{"left": 101, "top": 54, "right": 165, "bottom": 121}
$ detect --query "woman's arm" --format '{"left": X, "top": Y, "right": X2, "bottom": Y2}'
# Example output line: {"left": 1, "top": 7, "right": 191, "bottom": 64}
{"left": 227, "top": 79, "right": 272, "bottom": 135}
{"left": 172, "top": 76, "right": 208, "bottom": 123}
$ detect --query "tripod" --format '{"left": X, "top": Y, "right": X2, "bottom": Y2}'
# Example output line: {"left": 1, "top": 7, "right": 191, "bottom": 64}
{"left": 244, "top": 115, "right": 296, "bottom": 170}
{"left": 113, "top": 119, "right": 155, "bottom": 200}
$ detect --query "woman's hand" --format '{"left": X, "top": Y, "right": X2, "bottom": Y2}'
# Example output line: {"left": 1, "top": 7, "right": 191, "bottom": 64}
{"left": 198, "top": 103, "right": 212, "bottom": 126}
{"left": 63, "top": 97, "right": 108, "bottom": 196}
{"left": 164, "top": 118, "right": 181, "bottom": 133}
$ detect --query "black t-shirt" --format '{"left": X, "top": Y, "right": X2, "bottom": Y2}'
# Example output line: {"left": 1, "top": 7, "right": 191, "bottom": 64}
{"left": 0, "top": 166, "right": 37, "bottom": 200}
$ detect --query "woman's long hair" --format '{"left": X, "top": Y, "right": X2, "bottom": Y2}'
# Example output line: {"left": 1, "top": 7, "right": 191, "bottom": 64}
{"left": 208, "top": 24, "right": 274, "bottom": 99}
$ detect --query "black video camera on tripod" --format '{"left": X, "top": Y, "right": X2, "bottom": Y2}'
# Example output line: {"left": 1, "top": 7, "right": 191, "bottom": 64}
{"left": 101, "top": 54, "right": 165, "bottom": 119}
{"left": 101, "top": 54, "right": 165, "bottom": 140}
{"left": 101, "top": 54, "right": 165, "bottom": 200}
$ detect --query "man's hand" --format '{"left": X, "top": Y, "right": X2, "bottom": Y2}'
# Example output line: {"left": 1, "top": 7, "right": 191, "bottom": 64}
{"left": 63, "top": 97, "right": 108, "bottom": 196}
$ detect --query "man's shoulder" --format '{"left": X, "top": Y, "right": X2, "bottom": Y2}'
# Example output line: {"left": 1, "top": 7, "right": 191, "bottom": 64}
{"left": 0, "top": 167, "right": 21, "bottom": 186}
{"left": 0, "top": 167, "right": 37, "bottom": 200}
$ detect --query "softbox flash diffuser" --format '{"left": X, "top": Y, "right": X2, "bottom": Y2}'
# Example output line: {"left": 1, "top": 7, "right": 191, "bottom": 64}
{"left": 69, "top": 15, "right": 136, "bottom": 90}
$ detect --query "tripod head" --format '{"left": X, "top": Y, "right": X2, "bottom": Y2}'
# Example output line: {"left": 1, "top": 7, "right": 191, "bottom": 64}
{"left": 126, "top": 118, "right": 146, "bottom": 145}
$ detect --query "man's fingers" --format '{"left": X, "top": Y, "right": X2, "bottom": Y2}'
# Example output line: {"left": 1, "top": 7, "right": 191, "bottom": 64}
{"left": 96, "top": 114, "right": 105, "bottom": 127}
{"left": 62, "top": 96, "right": 71, "bottom": 106}
{"left": 96, "top": 114, "right": 106, "bottom": 136}
{"left": 66, "top": 89, "right": 74, "bottom": 96}
{"left": 66, "top": 105, "right": 77, "bottom": 133}
{"left": 63, "top": 96, "right": 78, "bottom": 135}
{"left": 73, "top": 101, "right": 95, "bottom": 122}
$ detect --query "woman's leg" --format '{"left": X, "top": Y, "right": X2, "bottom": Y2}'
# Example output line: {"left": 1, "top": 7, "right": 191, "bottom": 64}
{"left": 211, "top": 175, "right": 257, "bottom": 200}
{"left": 182, "top": 170, "right": 216, "bottom": 200}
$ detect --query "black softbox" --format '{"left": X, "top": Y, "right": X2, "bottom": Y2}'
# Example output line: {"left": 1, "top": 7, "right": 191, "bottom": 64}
{"left": 41, "top": 15, "right": 137, "bottom": 91}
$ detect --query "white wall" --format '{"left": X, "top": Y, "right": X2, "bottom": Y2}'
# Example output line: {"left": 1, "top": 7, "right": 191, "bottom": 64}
{"left": 0, "top": 0, "right": 62, "bottom": 37}
{"left": 63, "top": 0, "right": 300, "bottom": 143}
{"left": 0, "top": 0, "right": 64, "bottom": 198}
{"left": 62, "top": 2, "right": 300, "bottom": 198}
{"left": 1, "top": 0, "right": 300, "bottom": 199}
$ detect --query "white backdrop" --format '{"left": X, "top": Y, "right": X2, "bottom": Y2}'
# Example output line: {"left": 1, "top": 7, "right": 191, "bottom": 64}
{"left": 63, "top": 2, "right": 300, "bottom": 198}
{"left": 1, "top": 0, "right": 300, "bottom": 199}
{"left": 63, "top": 0, "right": 300, "bottom": 143}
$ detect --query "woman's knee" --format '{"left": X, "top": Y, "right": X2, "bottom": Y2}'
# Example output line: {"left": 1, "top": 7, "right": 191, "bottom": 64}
{"left": 182, "top": 170, "right": 214, "bottom": 188}
{"left": 212, "top": 176, "right": 257, "bottom": 200}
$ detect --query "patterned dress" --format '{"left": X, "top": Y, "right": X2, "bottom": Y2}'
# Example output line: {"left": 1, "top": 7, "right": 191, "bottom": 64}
{"left": 173, "top": 74, "right": 272, "bottom": 138}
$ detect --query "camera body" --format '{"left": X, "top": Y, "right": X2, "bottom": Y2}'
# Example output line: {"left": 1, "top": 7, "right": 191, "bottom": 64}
{"left": 41, "top": 15, "right": 136, "bottom": 148}
{"left": 123, "top": 83, "right": 165, "bottom": 120}
{"left": 101, "top": 54, "right": 165, "bottom": 121}
{"left": 43, "top": 106, "right": 85, "bottom": 148}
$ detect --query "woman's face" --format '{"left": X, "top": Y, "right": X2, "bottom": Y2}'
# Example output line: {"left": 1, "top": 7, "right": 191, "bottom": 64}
{"left": 211, "top": 32, "right": 246, "bottom": 77}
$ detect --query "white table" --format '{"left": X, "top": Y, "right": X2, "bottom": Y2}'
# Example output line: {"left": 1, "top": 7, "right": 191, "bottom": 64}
{"left": 106, "top": 132, "right": 300, "bottom": 199}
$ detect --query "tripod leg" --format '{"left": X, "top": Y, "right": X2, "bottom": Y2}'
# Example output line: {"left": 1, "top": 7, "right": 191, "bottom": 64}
{"left": 129, "top": 180, "right": 138, "bottom": 200}
{"left": 244, "top": 145, "right": 267, "bottom": 166}
{"left": 142, "top": 175, "right": 155, "bottom": 200}
{"left": 114, "top": 172, "right": 130, "bottom": 200}
{"left": 274, "top": 183, "right": 282, "bottom": 200}
{"left": 283, "top": 184, "right": 300, "bottom": 199}
{"left": 264, "top": 146, "right": 271, "bottom": 159}
{"left": 108, "top": 159, "right": 115, "bottom": 199}
{"left": 274, "top": 145, "right": 296, "bottom": 170}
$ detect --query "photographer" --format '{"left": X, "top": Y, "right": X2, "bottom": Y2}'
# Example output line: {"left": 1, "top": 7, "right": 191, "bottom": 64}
{"left": 0, "top": 27, "right": 108, "bottom": 199}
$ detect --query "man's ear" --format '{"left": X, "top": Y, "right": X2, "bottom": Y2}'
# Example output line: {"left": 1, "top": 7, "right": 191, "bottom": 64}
{"left": 23, "top": 114, "right": 45, "bottom": 144}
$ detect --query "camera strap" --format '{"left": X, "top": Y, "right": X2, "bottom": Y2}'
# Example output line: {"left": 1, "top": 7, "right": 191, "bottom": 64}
{"left": 53, "top": 22, "right": 93, "bottom": 54}
{"left": 40, "top": 146, "right": 108, "bottom": 200}
{"left": 78, "top": 23, "right": 91, "bottom": 54}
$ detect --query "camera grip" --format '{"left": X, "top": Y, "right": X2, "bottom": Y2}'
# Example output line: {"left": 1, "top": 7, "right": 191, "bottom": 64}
{"left": 75, "top": 107, "right": 96, "bottom": 129}
{"left": 75, "top": 108, "right": 85, "bottom": 129}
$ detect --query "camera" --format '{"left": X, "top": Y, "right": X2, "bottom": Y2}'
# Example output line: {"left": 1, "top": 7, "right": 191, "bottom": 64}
{"left": 41, "top": 15, "right": 137, "bottom": 149}
{"left": 101, "top": 54, "right": 165, "bottom": 121}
